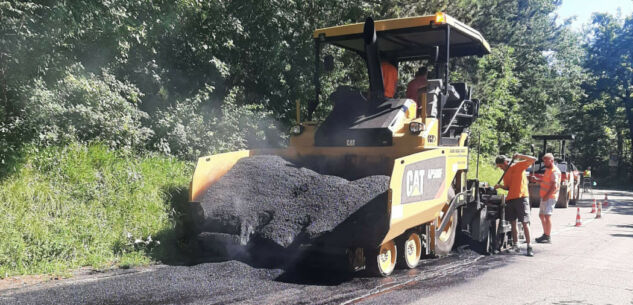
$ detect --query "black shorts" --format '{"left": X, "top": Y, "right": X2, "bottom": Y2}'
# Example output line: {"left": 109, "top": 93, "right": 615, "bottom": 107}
{"left": 505, "top": 197, "right": 530, "bottom": 223}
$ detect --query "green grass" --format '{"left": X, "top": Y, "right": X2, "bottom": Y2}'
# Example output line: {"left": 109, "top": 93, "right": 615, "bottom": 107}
{"left": 0, "top": 143, "right": 192, "bottom": 278}
{"left": 467, "top": 155, "right": 506, "bottom": 192}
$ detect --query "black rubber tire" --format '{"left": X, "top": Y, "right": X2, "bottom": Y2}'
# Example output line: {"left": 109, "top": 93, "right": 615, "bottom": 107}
{"left": 434, "top": 188, "right": 457, "bottom": 256}
{"left": 473, "top": 225, "right": 493, "bottom": 255}
{"left": 556, "top": 185, "right": 569, "bottom": 208}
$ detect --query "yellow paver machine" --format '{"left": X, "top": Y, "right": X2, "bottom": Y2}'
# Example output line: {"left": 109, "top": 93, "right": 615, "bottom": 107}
{"left": 190, "top": 13, "right": 513, "bottom": 276}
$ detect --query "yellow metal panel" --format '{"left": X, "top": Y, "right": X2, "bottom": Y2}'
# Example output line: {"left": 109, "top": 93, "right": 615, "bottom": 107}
{"left": 387, "top": 100, "right": 417, "bottom": 133}
{"left": 313, "top": 15, "right": 437, "bottom": 38}
{"left": 312, "top": 13, "right": 491, "bottom": 54}
{"left": 190, "top": 148, "right": 291, "bottom": 203}
{"left": 404, "top": 99, "right": 417, "bottom": 119}
{"left": 190, "top": 150, "right": 252, "bottom": 202}
{"left": 381, "top": 146, "right": 468, "bottom": 244}
{"left": 459, "top": 132, "right": 468, "bottom": 146}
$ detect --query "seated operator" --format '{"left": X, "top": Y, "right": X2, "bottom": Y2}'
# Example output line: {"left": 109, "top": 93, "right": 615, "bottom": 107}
{"left": 406, "top": 67, "right": 428, "bottom": 101}
{"left": 406, "top": 67, "right": 428, "bottom": 114}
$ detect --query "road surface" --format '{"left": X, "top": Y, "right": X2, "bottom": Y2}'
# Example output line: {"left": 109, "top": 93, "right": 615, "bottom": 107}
{"left": 1, "top": 189, "right": 632, "bottom": 305}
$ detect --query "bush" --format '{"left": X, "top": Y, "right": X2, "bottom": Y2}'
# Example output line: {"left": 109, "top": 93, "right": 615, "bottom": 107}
{"left": 150, "top": 85, "right": 284, "bottom": 160}
{"left": 13, "top": 64, "right": 152, "bottom": 150}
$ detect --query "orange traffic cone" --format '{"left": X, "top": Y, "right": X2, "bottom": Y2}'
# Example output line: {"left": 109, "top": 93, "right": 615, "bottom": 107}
{"left": 590, "top": 199, "right": 596, "bottom": 213}
{"left": 603, "top": 194, "right": 609, "bottom": 207}
{"left": 595, "top": 202, "right": 602, "bottom": 219}
{"left": 575, "top": 208, "right": 582, "bottom": 226}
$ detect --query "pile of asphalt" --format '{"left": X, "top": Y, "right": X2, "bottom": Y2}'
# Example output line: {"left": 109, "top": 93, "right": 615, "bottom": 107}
{"left": 191, "top": 155, "right": 390, "bottom": 258}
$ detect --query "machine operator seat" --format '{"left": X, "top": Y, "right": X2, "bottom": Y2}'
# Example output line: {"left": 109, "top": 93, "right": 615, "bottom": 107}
{"left": 423, "top": 79, "right": 461, "bottom": 118}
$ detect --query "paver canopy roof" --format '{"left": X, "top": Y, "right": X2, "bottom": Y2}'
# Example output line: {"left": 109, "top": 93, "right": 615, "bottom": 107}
{"left": 313, "top": 13, "right": 491, "bottom": 61}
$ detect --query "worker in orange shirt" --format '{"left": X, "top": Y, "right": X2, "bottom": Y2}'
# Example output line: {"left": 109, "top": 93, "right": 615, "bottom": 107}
{"left": 406, "top": 66, "right": 428, "bottom": 108}
{"left": 533, "top": 153, "right": 561, "bottom": 244}
{"left": 494, "top": 153, "right": 537, "bottom": 256}
{"left": 381, "top": 61, "right": 398, "bottom": 98}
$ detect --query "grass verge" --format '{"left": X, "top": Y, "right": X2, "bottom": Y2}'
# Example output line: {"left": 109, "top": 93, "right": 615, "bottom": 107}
{"left": 467, "top": 155, "right": 504, "bottom": 186}
{"left": 0, "top": 143, "right": 191, "bottom": 278}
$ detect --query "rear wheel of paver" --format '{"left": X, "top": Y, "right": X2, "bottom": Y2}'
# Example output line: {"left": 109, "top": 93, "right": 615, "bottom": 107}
{"left": 398, "top": 232, "right": 422, "bottom": 268}
{"left": 434, "top": 188, "right": 457, "bottom": 256}
{"left": 368, "top": 240, "right": 397, "bottom": 277}
{"left": 556, "top": 185, "right": 569, "bottom": 208}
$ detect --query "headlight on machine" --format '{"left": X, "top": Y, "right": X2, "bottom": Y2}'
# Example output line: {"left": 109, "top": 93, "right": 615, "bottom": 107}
{"left": 290, "top": 125, "right": 304, "bottom": 135}
{"left": 409, "top": 122, "right": 425, "bottom": 134}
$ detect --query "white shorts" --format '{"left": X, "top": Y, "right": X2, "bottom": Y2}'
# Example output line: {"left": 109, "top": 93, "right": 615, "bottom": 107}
{"left": 539, "top": 198, "right": 557, "bottom": 215}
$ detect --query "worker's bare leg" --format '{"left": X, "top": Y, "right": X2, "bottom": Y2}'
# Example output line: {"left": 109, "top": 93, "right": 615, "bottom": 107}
{"left": 521, "top": 222, "right": 531, "bottom": 246}
{"left": 543, "top": 215, "right": 552, "bottom": 236}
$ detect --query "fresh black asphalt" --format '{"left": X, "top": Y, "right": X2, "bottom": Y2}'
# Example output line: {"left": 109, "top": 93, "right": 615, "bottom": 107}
{"left": 193, "top": 155, "right": 390, "bottom": 254}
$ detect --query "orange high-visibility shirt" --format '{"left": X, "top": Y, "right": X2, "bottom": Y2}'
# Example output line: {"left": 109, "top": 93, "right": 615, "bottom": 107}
{"left": 406, "top": 75, "right": 427, "bottom": 101}
{"left": 502, "top": 160, "right": 532, "bottom": 200}
{"left": 381, "top": 61, "right": 397, "bottom": 98}
{"left": 540, "top": 166, "right": 561, "bottom": 200}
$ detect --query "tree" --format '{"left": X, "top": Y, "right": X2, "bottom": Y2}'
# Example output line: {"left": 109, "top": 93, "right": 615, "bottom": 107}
{"left": 580, "top": 12, "right": 633, "bottom": 180}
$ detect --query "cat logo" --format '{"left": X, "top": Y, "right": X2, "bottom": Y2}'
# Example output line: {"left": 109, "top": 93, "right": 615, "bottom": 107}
{"left": 346, "top": 139, "right": 356, "bottom": 146}
{"left": 405, "top": 168, "right": 443, "bottom": 197}
{"left": 406, "top": 170, "right": 425, "bottom": 196}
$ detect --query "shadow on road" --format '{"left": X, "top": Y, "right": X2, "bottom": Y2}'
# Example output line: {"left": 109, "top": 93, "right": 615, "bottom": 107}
{"left": 611, "top": 224, "right": 633, "bottom": 229}
{"left": 275, "top": 259, "right": 354, "bottom": 286}
{"left": 610, "top": 234, "right": 633, "bottom": 238}
{"left": 606, "top": 201, "right": 633, "bottom": 216}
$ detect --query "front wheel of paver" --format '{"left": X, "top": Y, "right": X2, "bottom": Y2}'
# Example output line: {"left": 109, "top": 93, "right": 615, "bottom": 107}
{"left": 398, "top": 232, "right": 422, "bottom": 268}
{"left": 367, "top": 240, "right": 397, "bottom": 277}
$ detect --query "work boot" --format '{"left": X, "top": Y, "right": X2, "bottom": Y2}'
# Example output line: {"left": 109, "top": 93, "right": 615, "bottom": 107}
{"left": 535, "top": 234, "right": 551, "bottom": 243}
{"left": 511, "top": 245, "right": 520, "bottom": 253}
{"left": 526, "top": 246, "right": 534, "bottom": 257}
{"left": 534, "top": 234, "right": 552, "bottom": 244}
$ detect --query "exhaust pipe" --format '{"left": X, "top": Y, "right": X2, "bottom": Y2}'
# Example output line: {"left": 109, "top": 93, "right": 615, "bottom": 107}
{"left": 363, "top": 17, "right": 385, "bottom": 103}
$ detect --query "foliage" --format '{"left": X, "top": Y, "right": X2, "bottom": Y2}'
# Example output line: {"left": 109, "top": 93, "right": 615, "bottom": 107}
{"left": 469, "top": 45, "right": 524, "bottom": 155}
{"left": 573, "top": 13, "right": 633, "bottom": 180}
{"left": 149, "top": 85, "right": 283, "bottom": 160}
{"left": 0, "top": 143, "right": 191, "bottom": 277}
{"left": 13, "top": 64, "right": 151, "bottom": 150}
{"left": 467, "top": 155, "right": 504, "bottom": 187}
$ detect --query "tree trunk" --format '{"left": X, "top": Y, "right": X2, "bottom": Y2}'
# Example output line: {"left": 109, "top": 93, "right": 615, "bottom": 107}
{"left": 0, "top": 53, "right": 7, "bottom": 121}
{"left": 616, "top": 128, "right": 623, "bottom": 177}
{"left": 624, "top": 89, "right": 633, "bottom": 182}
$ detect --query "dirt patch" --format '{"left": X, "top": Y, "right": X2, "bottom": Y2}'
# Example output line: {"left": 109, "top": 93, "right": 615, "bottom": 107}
{"left": 0, "top": 274, "right": 51, "bottom": 292}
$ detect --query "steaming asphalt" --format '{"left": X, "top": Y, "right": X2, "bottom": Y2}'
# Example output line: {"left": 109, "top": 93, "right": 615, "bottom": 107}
{"left": 2, "top": 189, "right": 632, "bottom": 305}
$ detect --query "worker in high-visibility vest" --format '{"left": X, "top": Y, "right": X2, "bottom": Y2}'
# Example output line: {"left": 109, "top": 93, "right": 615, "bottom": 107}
{"left": 533, "top": 153, "right": 561, "bottom": 244}
{"left": 583, "top": 167, "right": 591, "bottom": 179}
